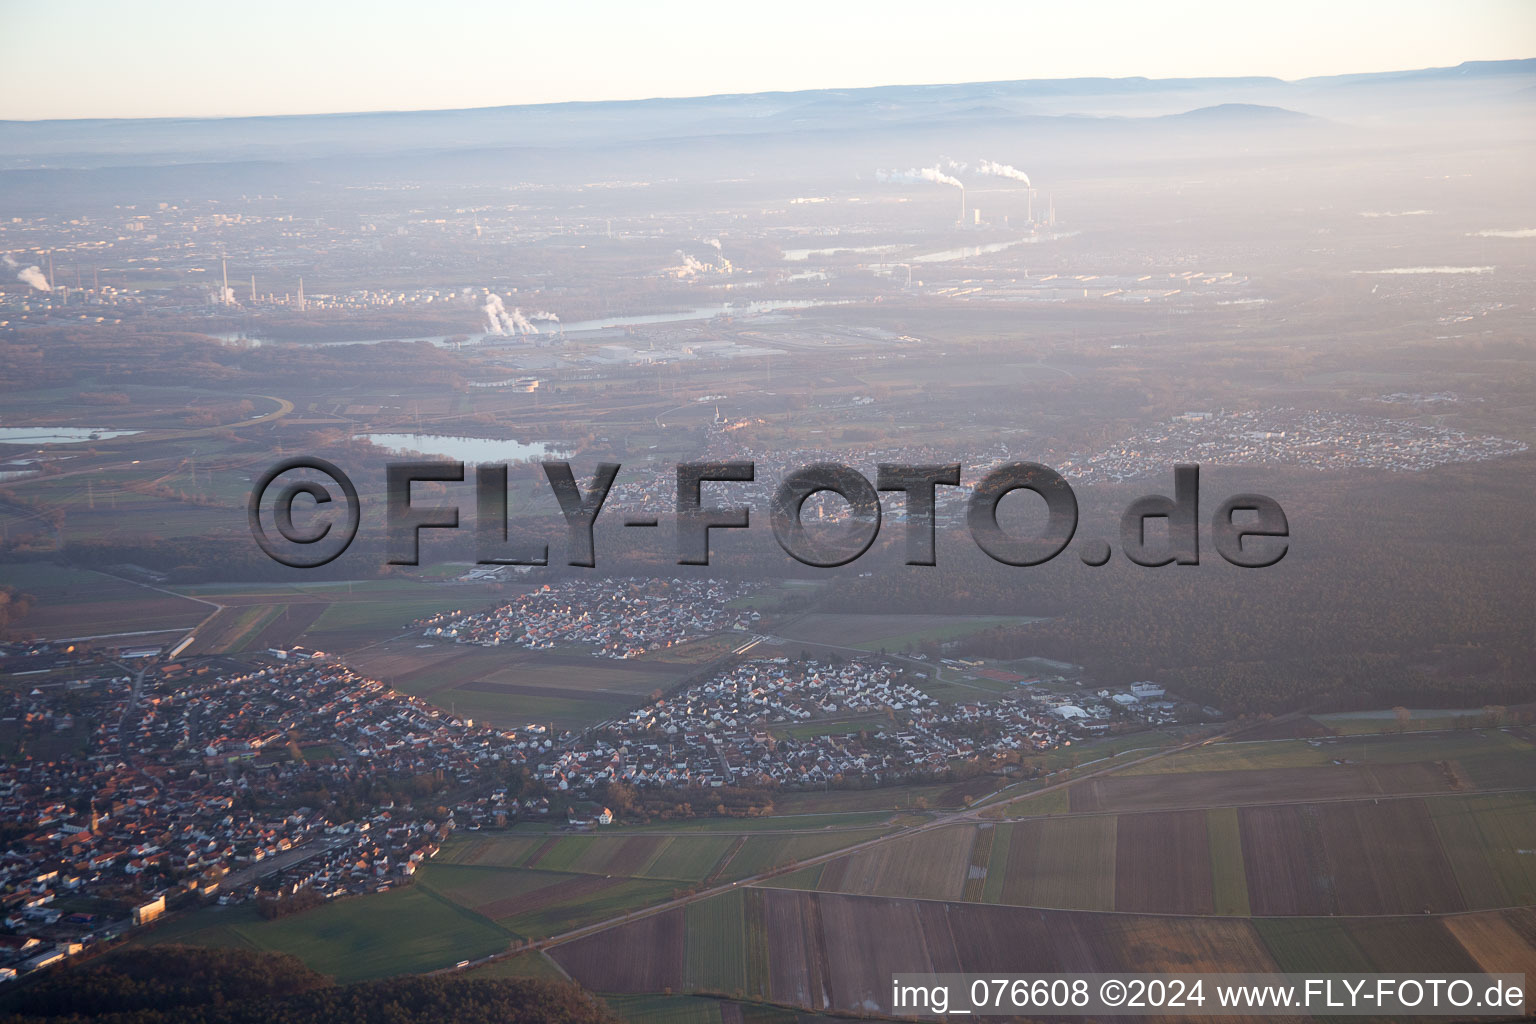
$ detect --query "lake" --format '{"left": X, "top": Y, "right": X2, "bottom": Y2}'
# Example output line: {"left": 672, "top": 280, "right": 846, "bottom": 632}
{"left": 360, "top": 433, "right": 566, "bottom": 464}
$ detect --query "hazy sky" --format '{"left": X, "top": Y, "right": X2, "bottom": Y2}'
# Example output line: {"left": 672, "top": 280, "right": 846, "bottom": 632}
{"left": 1, "top": 0, "right": 1532, "bottom": 120}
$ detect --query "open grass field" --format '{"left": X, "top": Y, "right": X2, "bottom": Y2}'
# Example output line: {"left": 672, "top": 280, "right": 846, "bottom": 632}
{"left": 994, "top": 785, "right": 1071, "bottom": 818}
{"left": 464, "top": 950, "right": 569, "bottom": 981}
{"left": 141, "top": 885, "right": 511, "bottom": 982}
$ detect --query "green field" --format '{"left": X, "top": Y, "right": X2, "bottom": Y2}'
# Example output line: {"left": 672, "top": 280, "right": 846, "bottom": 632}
{"left": 980, "top": 819, "right": 1014, "bottom": 904}
{"left": 717, "top": 828, "right": 892, "bottom": 881}
{"left": 1316, "top": 709, "right": 1523, "bottom": 735}
{"left": 1119, "top": 728, "right": 1533, "bottom": 777}
{"left": 1254, "top": 918, "right": 1377, "bottom": 973}
{"left": 684, "top": 888, "right": 748, "bottom": 994}
{"left": 998, "top": 785, "right": 1071, "bottom": 818}
{"left": 1206, "top": 806, "right": 1252, "bottom": 916}
{"left": 500, "top": 878, "right": 680, "bottom": 940}
{"left": 604, "top": 994, "right": 724, "bottom": 1023}
{"left": 466, "top": 950, "right": 568, "bottom": 981}
{"left": 995, "top": 816, "right": 1117, "bottom": 911}
{"left": 142, "top": 885, "right": 511, "bottom": 981}
{"left": 1427, "top": 792, "right": 1536, "bottom": 907}
{"left": 413, "top": 857, "right": 688, "bottom": 941}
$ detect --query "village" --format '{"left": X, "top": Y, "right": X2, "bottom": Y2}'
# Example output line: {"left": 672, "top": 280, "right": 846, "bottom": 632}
{"left": 536, "top": 655, "right": 1206, "bottom": 794}
{"left": 0, "top": 620, "right": 1210, "bottom": 980}
{"left": 418, "top": 577, "right": 761, "bottom": 657}
{"left": 0, "top": 655, "right": 547, "bottom": 979}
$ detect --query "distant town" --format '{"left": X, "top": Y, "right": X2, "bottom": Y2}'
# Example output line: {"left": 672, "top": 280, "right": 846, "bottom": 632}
{"left": 0, "top": 572, "right": 1221, "bottom": 979}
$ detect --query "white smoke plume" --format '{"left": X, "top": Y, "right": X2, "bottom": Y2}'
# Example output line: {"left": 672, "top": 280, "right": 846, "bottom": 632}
{"left": 508, "top": 307, "right": 536, "bottom": 334}
{"left": 876, "top": 166, "right": 965, "bottom": 189}
{"left": 17, "top": 264, "right": 51, "bottom": 292}
{"left": 219, "top": 287, "right": 237, "bottom": 305}
{"left": 674, "top": 251, "right": 709, "bottom": 276}
{"left": 975, "top": 159, "right": 1032, "bottom": 185}
{"left": 529, "top": 310, "right": 560, "bottom": 322}
{"left": 481, "top": 293, "right": 507, "bottom": 334}
{"left": 481, "top": 292, "right": 539, "bottom": 335}
{"left": 1, "top": 255, "right": 17, "bottom": 269}
{"left": 702, "top": 237, "right": 722, "bottom": 251}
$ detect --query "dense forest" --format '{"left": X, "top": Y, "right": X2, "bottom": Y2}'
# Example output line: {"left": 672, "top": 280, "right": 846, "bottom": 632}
{"left": 0, "top": 946, "right": 618, "bottom": 1024}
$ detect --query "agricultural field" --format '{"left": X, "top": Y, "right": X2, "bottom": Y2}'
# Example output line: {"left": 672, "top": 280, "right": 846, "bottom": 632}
{"left": 1118, "top": 728, "right": 1533, "bottom": 777}
{"left": 1114, "top": 810, "right": 1215, "bottom": 915}
{"left": 752, "top": 786, "right": 1536, "bottom": 921}
{"left": 767, "top": 782, "right": 952, "bottom": 815}
{"left": 774, "top": 612, "right": 1039, "bottom": 652}
{"left": 1315, "top": 708, "right": 1523, "bottom": 735}
{"left": 1427, "top": 791, "right": 1536, "bottom": 908}
{"left": 2, "top": 562, "right": 211, "bottom": 641}
{"left": 684, "top": 887, "right": 747, "bottom": 994}
{"left": 789, "top": 825, "right": 976, "bottom": 901}
{"left": 995, "top": 816, "right": 1118, "bottom": 911}
{"left": 513, "top": 833, "right": 737, "bottom": 883}
{"left": 347, "top": 639, "right": 697, "bottom": 731}
{"left": 1068, "top": 761, "right": 1455, "bottom": 813}
{"left": 1238, "top": 799, "right": 1466, "bottom": 916}
{"left": 715, "top": 828, "right": 895, "bottom": 882}
{"left": 553, "top": 889, "right": 1536, "bottom": 1015}
{"left": 1206, "top": 806, "right": 1252, "bottom": 916}
{"left": 554, "top": 890, "right": 1280, "bottom": 1009}
{"left": 415, "top": 859, "right": 680, "bottom": 942}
